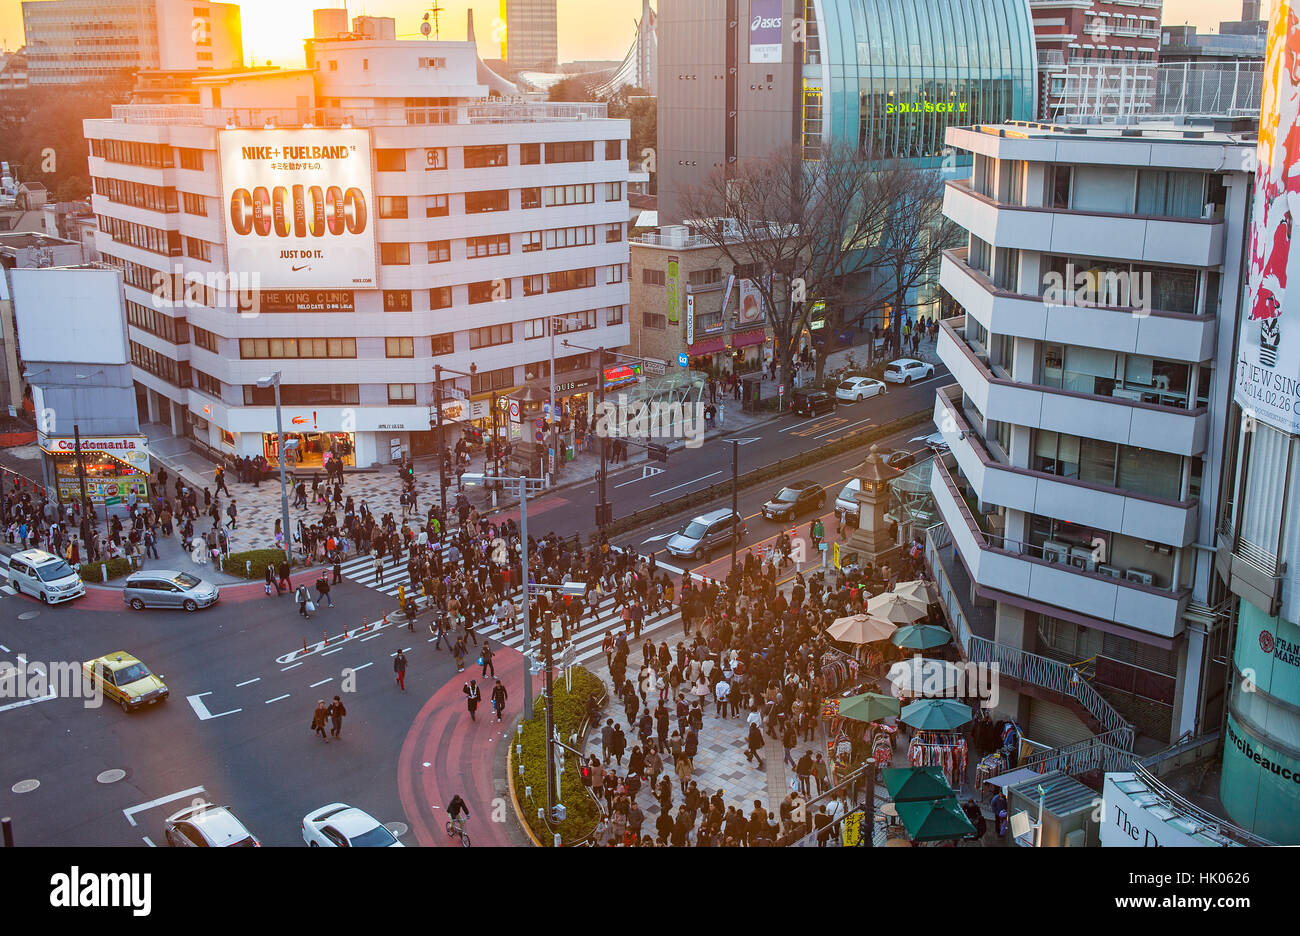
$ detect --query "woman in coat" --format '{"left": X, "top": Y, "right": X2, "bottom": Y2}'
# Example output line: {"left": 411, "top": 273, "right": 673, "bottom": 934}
{"left": 311, "top": 700, "right": 329, "bottom": 740}
{"left": 295, "top": 584, "right": 311, "bottom": 618}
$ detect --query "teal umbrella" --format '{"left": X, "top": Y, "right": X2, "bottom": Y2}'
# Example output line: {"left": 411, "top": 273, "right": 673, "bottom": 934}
{"left": 894, "top": 796, "right": 976, "bottom": 842}
{"left": 900, "top": 698, "right": 972, "bottom": 731}
{"left": 837, "top": 692, "right": 901, "bottom": 724}
{"left": 891, "top": 624, "right": 952, "bottom": 650}
{"left": 882, "top": 766, "right": 955, "bottom": 803}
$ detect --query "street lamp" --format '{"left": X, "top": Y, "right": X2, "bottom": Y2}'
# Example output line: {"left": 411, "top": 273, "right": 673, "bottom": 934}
{"left": 256, "top": 372, "right": 292, "bottom": 563}
{"left": 432, "top": 363, "right": 475, "bottom": 510}
{"left": 548, "top": 315, "right": 590, "bottom": 488}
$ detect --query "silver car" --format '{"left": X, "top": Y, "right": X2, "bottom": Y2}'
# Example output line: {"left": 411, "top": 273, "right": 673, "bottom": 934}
{"left": 123, "top": 570, "right": 220, "bottom": 612}
{"left": 665, "top": 508, "right": 746, "bottom": 560}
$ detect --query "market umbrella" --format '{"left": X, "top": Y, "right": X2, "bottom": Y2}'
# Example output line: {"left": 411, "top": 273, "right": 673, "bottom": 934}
{"left": 900, "top": 698, "right": 973, "bottom": 731}
{"left": 866, "top": 591, "right": 928, "bottom": 625}
{"left": 894, "top": 796, "right": 976, "bottom": 843}
{"left": 893, "top": 579, "right": 938, "bottom": 606}
{"left": 882, "top": 766, "right": 955, "bottom": 803}
{"left": 827, "top": 613, "right": 896, "bottom": 645}
{"left": 891, "top": 624, "right": 952, "bottom": 650}
{"left": 885, "top": 657, "right": 963, "bottom": 698}
{"left": 837, "top": 691, "right": 901, "bottom": 724}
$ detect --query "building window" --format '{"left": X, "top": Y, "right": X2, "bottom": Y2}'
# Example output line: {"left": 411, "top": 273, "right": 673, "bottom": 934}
{"left": 385, "top": 337, "right": 415, "bottom": 358}
{"left": 376, "top": 149, "right": 406, "bottom": 172}
{"left": 126, "top": 300, "right": 189, "bottom": 344}
{"left": 688, "top": 268, "right": 722, "bottom": 288}
{"left": 524, "top": 317, "right": 547, "bottom": 340}
{"left": 545, "top": 141, "right": 594, "bottom": 163}
{"left": 378, "top": 196, "right": 408, "bottom": 218}
{"left": 191, "top": 325, "right": 218, "bottom": 352}
{"left": 429, "top": 286, "right": 452, "bottom": 310}
{"left": 328, "top": 60, "right": 338, "bottom": 71}
{"left": 464, "top": 145, "right": 508, "bottom": 168}
{"left": 427, "top": 240, "right": 451, "bottom": 263}
{"left": 522, "top": 230, "right": 543, "bottom": 253}
{"left": 545, "top": 225, "right": 595, "bottom": 249}
{"left": 606, "top": 264, "right": 624, "bottom": 284}
{"left": 548, "top": 268, "right": 596, "bottom": 292}
{"left": 177, "top": 148, "right": 203, "bottom": 171}
{"left": 185, "top": 237, "right": 211, "bottom": 261}
{"left": 431, "top": 333, "right": 454, "bottom": 355}
{"left": 90, "top": 138, "right": 174, "bottom": 168}
{"left": 380, "top": 243, "right": 410, "bottom": 265}
{"left": 468, "top": 324, "right": 513, "bottom": 349}
{"left": 417, "top": 56, "right": 446, "bottom": 69}
{"left": 238, "top": 337, "right": 357, "bottom": 359}
{"left": 605, "top": 140, "right": 622, "bottom": 160}
{"left": 605, "top": 305, "right": 625, "bottom": 325}
{"left": 130, "top": 341, "right": 191, "bottom": 388}
{"left": 98, "top": 215, "right": 181, "bottom": 256}
{"left": 643, "top": 312, "right": 667, "bottom": 329}
{"left": 182, "top": 192, "right": 206, "bottom": 216}
{"left": 523, "top": 274, "right": 544, "bottom": 296}
{"left": 1135, "top": 170, "right": 1206, "bottom": 219}
{"left": 425, "top": 147, "right": 447, "bottom": 169}
{"left": 426, "top": 194, "right": 448, "bottom": 217}
{"left": 384, "top": 290, "right": 412, "bottom": 312}
{"left": 468, "top": 280, "right": 510, "bottom": 303}
{"left": 243, "top": 384, "right": 359, "bottom": 406}
{"left": 195, "top": 370, "right": 221, "bottom": 397}
{"left": 606, "top": 222, "right": 623, "bottom": 243}
{"left": 555, "top": 310, "right": 596, "bottom": 332}
{"left": 466, "top": 233, "right": 511, "bottom": 258}
{"left": 544, "top": 183, "right": 595, "bottom": 207}
{"left": 734, "top": 262, "right": 762, "bottom": 280}
{"left": 520, "top": 143, "right": 541, "bottom": 165}
{"left": 471, "top": 366, "right": 515, "bottom": 394}
{"left": 605, "top": 181, "right": 622, "bottom": 202}
{"left": 93, "top": 177, "right": 178, "bottom": 212}
{"left": 388, "top": 383, "right": 416, "bottom": 404}
{"left": 521, "top": 187, "right": 541, "bottom": 210}
{"left": 465, "top": 190, "right": 509, "bottom": 213}
{"left": 642, "top": 268, "right": 666, "bottom": 286}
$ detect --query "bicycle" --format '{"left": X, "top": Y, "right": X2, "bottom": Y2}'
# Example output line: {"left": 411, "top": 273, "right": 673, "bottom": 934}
{"left": 446, "top": 815, "right": 471, "bottom": 847}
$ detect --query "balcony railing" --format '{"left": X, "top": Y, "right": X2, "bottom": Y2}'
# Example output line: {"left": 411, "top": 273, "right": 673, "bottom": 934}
{"left": 926, "top": 522, "right": 1136, "bottom": 750}
{"left": 109, "top": 101, "right": 610, "bottom": 127}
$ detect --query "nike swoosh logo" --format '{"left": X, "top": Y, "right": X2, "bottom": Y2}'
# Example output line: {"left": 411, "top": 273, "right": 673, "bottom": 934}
{"left": 291, "top": 264, "right": 311, "bottom": 271}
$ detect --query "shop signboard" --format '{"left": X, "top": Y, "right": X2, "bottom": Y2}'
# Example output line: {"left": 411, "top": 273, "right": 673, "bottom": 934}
{"left": 1237, "top": 0, "right": 1300, "bottom": 433}
{"left": 1100, "top": 773, "right": 1237, "bottom": 847}
{"left": 603, "top": 364, "right": 642, "bottom": 390}
{"left": 666, "top": 256, "right": 680, "bottom": 325}
{"left": 219, "top": 128, "right": 378, "bottom": 289}
{"left": 255, "top": 290, "right": 355, "bottom": 313}
{"left": 440, "top": 398, "right": 468, "bottom": 422}
{"left": 686, "top": 294, "right": 695, "bottom": 346}
{"left": 739, "top": 277, "right": 764, "bottom": 324}
{"left": 749, "top": 0, "right": 783, "bottom": 63}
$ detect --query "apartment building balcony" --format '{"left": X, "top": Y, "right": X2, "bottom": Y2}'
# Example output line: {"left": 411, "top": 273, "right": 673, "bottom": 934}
{"left": 934, "top": 385, "right": 1199, "bottom": 547}
{"left": 937, "top": 317, "right": 1208, "bottom": 457}
{"left": 930, "top": 454, "right": 1191, "bottom": 639}
{"left": 943, "top": 179, "right": 1224, "bottom": 269}
{"left": 940, "top": 249, "right": 1217, "bottom": 363}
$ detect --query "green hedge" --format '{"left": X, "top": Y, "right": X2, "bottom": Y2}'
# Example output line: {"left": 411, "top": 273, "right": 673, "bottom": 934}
{"left": 223, "top": 549, "right": 293, "bottom": 579}
{"left": 78, "top": 557, "right": 134, "bottom": 582}
{"left": 516, "top": 666, "right": 606, "bottom": 845}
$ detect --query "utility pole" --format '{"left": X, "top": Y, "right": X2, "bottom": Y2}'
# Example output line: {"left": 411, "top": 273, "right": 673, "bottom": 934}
{"left": 434, "top": 363, "right": 446, "bottom": 509}
{"left": 730, "top": 438, "right": 739, "bottom": 572}
{"left": 596, "top": 345, "right": 610, "bottom": 541}
{"left": 73, "top": 423, "right": 91, "bottom": 538}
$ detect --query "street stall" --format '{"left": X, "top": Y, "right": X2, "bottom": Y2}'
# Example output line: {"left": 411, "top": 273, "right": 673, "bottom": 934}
{"left": 900, "top": 699, "right": 972, "bottom": 790}
{"left": 824, "top": 612, "right": 894, "bottom": 677}
{"left": 893, "top": 796, "right": 977, "bottom": 846}
{"left": 891, "top": 624, "right": 952, "bottom": 651}
{"left": 866, "top": 590, "right": 928, "bottom": 625}
{"left": 821, "top": 692, "right": 901, "bottom": 777}
{"left": 885, "top": 656, "right": 963, "bottom": 699}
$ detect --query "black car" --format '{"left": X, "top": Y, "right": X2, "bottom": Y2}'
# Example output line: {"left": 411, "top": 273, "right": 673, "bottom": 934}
{"left": 884, "top": 450, "right": 917, "bottom": 471}
{"left": 792, "top": 389, "right": 834, "bottom": 417}
{"left": 762, "top": 480, "right": 827, "bottom": 521}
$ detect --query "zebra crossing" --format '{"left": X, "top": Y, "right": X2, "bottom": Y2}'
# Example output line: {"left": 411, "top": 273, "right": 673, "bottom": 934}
{"left": 336, "top": 551, "right": 684, "bottom": 669}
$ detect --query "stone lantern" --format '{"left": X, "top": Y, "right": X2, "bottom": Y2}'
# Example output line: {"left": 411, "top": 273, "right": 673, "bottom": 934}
{"left": 844, "top": 443, "right": 904, "bottom": 563}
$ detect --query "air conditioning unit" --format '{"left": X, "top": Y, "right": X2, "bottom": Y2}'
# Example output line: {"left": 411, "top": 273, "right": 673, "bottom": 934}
{"left": 1097, "top": 564, "right": 1122, "bottom": 579}
{"left": 1043, "top": 540, "right": 1070, "bottom": 564}
{"left": 1068, "top": 546, "right": 1096, "bottom": 573}
{"left": 1124, "top": 569, "right": 1155, "bottom": 586}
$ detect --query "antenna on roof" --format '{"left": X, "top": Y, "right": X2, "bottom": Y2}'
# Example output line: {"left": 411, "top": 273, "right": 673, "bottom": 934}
{"left": 422, "top": 4, "right": 444, "bottom": 40}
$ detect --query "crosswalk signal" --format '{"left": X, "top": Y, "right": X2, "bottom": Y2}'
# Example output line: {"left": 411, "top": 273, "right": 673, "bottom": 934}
{"left": 647, "top": 443, "right": 668, "bottom": 463}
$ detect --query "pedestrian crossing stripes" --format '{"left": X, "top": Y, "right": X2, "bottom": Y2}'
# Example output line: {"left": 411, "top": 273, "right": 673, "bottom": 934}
{"left": 335, "top": 551, "right": 682, "bottom": 670}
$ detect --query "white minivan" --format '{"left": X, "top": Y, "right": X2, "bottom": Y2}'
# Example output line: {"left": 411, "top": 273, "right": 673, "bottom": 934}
{"left": 0, "top": 547, "right": 86, "bottom": 604}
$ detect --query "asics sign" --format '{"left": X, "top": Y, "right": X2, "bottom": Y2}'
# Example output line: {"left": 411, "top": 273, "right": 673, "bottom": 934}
{"left": 751, "top": 15, "right": 781, "bottom": 29}
{"left": 219, "top": 128, "right": 378, "bottom": 288}
{"left": 749, "top": 0, "right": 783, "bottom": 63}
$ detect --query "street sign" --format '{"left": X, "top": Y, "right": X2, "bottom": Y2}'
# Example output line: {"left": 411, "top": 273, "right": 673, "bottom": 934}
{"left": 778, "top": 383, "right": 784, "bottom": 394}
{"left": 534, "top": 418, "right": 544, "bottom": 431}
{"left": 534, "top": 430, "right": 544, "bottom": 443}
{"left": 678, "top": 353, "right": 688, "bottom": 367}
{"left": 642, "top": 359, "right": 666, "bottom": 376}
{"left": 510, "top": 400, "right": 520, "bottom": 419}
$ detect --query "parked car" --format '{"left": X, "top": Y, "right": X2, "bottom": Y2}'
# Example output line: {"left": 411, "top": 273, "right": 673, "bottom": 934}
{"left": 791, "top": 388, "right": 835, "bottom": 417}
{"left": 835, "top": 376, "right": 886, "bottom": 402}
{"left": 882, "top": 358, "right": 936, "bottom": 384}
{"left": 665, "top": 508, "right": 746, "bottom": 560}
{"left": 911, "top": 431, "right": 950, "bottom": 453}
{"left": 835, "top": 478, "right": 862, "bottom": 524}
{"left": 82, "top": 652, "right": 169, "bottom": 713}
{"left": 165, "top": 803, "right": 260, "bottom": 847}
{"left": 762, "top": 481, "right": 827, "bottom": 521}
{"left": 123, "top": 570, "right": 219, "bottom": 612}
{"left": 883, "top": 450, "right": 917, "bottom": 471}
{"left": 0, "top": 546, "right": 84, "bottom": 604}
{"left": 302, "top": 803, "right": 404, "bottom": 847}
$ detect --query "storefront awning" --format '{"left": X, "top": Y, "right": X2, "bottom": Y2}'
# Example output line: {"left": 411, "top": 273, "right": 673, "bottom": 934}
{"left": 688, "top": 337, "right": 726, "bottom": 356}
{"left": 730, "top": 329, "right": 767, "bottom": 349}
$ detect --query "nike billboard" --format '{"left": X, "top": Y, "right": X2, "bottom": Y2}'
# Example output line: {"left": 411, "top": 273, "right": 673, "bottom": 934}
{"left": 219, "top": 128, "right": 378, "bottom": 289}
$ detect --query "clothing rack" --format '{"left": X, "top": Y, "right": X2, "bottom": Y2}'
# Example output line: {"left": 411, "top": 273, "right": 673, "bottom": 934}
{"left": 907, "top": 732, "right": 968, "bottom": 788}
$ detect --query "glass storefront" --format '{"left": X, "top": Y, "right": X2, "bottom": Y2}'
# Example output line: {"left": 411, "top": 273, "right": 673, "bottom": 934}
{"left": 51, "top": 453, "right": 149, "bottom": 508}
{"left": 263, "top": 431, "right": 356, "bottom": 469}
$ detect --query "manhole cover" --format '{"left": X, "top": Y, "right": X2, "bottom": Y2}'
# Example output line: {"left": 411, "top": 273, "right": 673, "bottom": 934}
{"left": 17, "top": 611, "right": 39, "bottom": 621}
{"left": 96, "top": 769, "right": 126, "bottom": 784}
{"left": 11, "top": 779, "right": 39, "bottom": 793}
{"left": 384, "top": 822, "right": 408, "bottom": 837}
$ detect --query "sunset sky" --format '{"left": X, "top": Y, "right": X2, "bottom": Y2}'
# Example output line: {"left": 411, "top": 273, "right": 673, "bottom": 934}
{"left": 1, "top": 0, "right": 1253, "bottom": 65}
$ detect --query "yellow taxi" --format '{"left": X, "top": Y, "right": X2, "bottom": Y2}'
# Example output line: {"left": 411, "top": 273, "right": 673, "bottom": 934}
{"left": 82, "top": 652, "right": 170, "bottom": 713}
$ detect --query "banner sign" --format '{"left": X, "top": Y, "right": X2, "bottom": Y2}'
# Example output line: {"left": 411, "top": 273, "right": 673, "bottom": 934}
{"left": 667, "top": 256, "right": 680, "bottom": 325}
{"left": 749, "top": 0, "right": 783, "bottom": 63}
{"left": 739, "top": 277, "right": 764, "bottom": 323}
{"left": 219, "top": 128, "right": 378, "bottom": 289}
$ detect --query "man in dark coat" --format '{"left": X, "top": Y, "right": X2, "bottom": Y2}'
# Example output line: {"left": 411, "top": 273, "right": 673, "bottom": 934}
{"left": 463, "top": 680, "right": 482, "bottom": 721}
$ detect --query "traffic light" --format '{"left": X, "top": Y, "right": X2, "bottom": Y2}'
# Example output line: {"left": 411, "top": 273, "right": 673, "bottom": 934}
{"left": 647, "top": 443, "right": 668, "bottom": 463}
{"left": 580, "top": 765, "right": 592, "bottom": 786}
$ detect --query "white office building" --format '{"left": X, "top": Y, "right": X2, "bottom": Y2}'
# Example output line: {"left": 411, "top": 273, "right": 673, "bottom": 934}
{"left": 928, "top": 120, "right": 1253, "bottom": 746}
{"left": 83, "top": 18, "right": 631, "bottom": 470}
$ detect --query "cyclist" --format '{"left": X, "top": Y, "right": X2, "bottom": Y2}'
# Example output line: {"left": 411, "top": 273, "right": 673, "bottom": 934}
{"left": 447, "top": 794, "right": 470, "bottom": 838}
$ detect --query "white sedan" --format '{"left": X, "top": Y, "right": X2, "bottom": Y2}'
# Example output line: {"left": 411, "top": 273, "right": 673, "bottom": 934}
{"left": 835, "top": 376, "right": 886, "bottom": 402}
{"left": 883, "top": 358, "right": 936, "bottom": 384}
{"left": 302, "top": 803, "right": 405, "bottom": 847}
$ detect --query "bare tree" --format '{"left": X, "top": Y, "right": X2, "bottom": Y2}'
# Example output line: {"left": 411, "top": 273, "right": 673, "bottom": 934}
{"left": 679, "top": 141, "right": 916, "bottom": 393}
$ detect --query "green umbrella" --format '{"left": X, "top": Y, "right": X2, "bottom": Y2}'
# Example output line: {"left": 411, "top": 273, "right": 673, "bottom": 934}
{"left": 882, "top": 766, "right": 955, "bottom": 803}
{"left": 891, "top": 624, "right": 952, "bottom": 650}
{"left": 838, "top": 692, "right": 901, "bottom": 724}
{"left": 900, "top": 698, "right": 972, "bottom": 731}
{"left": 894, "top": 796, "right": 976, "bottom": 842}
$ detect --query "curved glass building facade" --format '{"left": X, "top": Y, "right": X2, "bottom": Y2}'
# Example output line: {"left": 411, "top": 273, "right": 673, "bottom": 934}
{"left": 804, "top": 0, "right": 1037, "bottom": 163}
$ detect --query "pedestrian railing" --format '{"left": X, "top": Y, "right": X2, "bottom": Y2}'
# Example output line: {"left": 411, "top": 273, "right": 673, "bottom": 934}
{"left": 1015, "top": 730, "right": 1136, "bottom": 776}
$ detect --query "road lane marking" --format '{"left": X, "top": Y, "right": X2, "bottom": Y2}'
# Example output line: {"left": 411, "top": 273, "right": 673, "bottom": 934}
{"left": 321, "top": 647, "right": 343, "bottom": 656}
{"left": 235, "top": 678, "right": 260, "bottom": 687}
{"left": 185, "top": 692, "right": 241, "bottom": 721}
{"left": 309, "top": 678, "right": 333, "bottom": 688}
{"left": 124, "top": 786, "right": 205, "bottom": 826}
{"left": 281, "top": 662, "right": 303, "bottom": 672}
{"left": 359, "top": 632, "right": 383, "bottom": 642}
{"left": 651, "top": 471, "right": 721, "bottom": 498}
{"left": 350, "top": 662, "right": 374, "bottom": 672}
{"left": 614, "top": 465, "right": 665, "bottom": 488}
{"left": 142, "top": 836, "right": 155, "bottom": 847}
{"left": 0, "top": 689, "right": 56, "bottom": 713}
{"left": 265, "top": 694, "right": 290, "bottom": 704}
{"left": 811, "top": 416, "right": 873, "bottom": 440}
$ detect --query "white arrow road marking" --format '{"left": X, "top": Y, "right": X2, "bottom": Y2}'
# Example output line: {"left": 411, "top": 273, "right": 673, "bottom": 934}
{"left": 727, "top": 437, "right": 761, "bottom": 445}
{"left": 186, "top": 692, "right": 241, "bottom": 721}
{"left": 0, "top": 688, "right": 56, "bottom": 713}
{"left": 640, "top": 532, "right": 676, "bottom": 544}
{"left": 614, "top": 465, "right": 665, "bottom": 488}
{"left": 124, "top": 786, "right": 205, "bottom": 827}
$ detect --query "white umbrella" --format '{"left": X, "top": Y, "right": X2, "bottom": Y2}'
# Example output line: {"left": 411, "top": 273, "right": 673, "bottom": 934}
{"left": 885, "top": 657, "right": 964, "bottom": 698}
{"left": 827, "top": 613, "right": 897, "bottom": 645}
{"left": 893, "top": 579, "right": 938, "bottom": 606}
{"left": 866, "top": 591, "right": 928, "bottom": 625}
